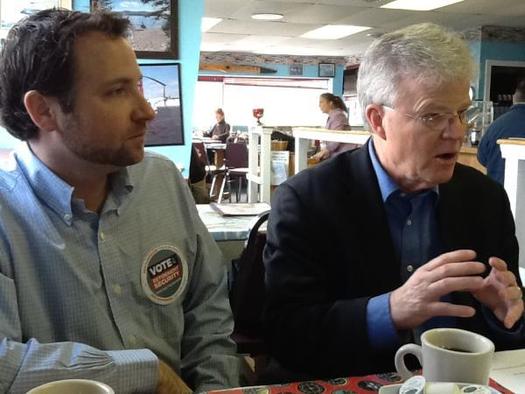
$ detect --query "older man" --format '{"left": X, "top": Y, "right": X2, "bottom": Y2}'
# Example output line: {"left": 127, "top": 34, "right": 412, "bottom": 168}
{"left": 0, "top": 9, "right": 239, "bottom": 393}
{"left": 263, "top": 23, "right": 524, "bottom": 380}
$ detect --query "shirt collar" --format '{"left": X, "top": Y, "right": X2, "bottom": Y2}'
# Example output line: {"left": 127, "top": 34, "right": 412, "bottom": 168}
{"left": 368, "top": 139, "right": 438, "bottom": 202}
{"left": 14, "top": 143, "right": 134, "bottom": 223}
{"left": 14, "top": 143, "right": 75, "bottom": 224}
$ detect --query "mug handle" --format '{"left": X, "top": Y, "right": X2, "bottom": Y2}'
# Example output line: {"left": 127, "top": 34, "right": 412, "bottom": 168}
{"left": 395, "top": 344, "right": 423, "bottom": 380}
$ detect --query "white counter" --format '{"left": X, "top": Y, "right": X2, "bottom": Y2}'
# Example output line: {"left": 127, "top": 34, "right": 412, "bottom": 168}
{"left": 498, "top": 138, "right": 525, "bottom": 269}
{"left": 292, "top": 127, "right": 371, "bottom": 174}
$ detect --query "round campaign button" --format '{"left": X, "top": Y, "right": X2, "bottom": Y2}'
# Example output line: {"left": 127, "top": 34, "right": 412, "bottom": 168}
{"left": 141, "top": 245, "right": 188, "bottom": 305}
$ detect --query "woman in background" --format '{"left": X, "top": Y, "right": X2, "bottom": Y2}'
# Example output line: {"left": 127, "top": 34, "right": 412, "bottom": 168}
{"left": 207, "top": 108, "right": 231, "bottom": 143}
{"left": 311, "top": 93, "right": 354, "bottom": 161}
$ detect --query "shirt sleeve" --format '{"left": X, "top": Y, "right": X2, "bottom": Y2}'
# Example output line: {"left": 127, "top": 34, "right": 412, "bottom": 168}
{"left": 177, "top": 173, "right": 241, "bottom": 392}
{"left": 366, "top": 293, "right": 401, "bottom": 349}
{"left": 480, "top": 305, "right": 525, "bottom": 346}
{"left": 0, "top": 272, "right": 158, "bottom": 394}
{"left": 326, "top": 110, "right": 350, "bottom": 131}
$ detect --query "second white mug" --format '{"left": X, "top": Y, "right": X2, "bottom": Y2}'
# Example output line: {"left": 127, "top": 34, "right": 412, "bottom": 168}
{"left": 394, "top": 328, "right": 494, "bottom": 385}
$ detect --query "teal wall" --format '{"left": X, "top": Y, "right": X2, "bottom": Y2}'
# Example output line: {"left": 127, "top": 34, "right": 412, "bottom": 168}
{"left": 468, "top": 40, "right": 482, "bottom": 99}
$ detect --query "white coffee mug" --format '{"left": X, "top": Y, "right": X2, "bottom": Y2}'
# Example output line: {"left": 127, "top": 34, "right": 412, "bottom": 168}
{"left": 26, "top": 379, "right": 114, "bottom": 394}
{"left": 395, "top": 328, "right": 494, "bottom": 385}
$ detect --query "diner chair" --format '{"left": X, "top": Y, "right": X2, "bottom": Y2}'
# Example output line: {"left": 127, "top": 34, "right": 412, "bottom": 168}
{"left": 192, "top": 141, "right": 220, "bottom": 177}
{"left": 193, "top": 141, "right": 228, "bottom": 201}
{"left": 229, "top": 210, "right": 271, "bottom": 380}
{"left": 218, "top": 142, "right": 249, "bottom": 203}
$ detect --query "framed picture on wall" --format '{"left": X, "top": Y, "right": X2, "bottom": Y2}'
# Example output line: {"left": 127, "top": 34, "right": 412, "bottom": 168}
{"left": 318, "top": 63, "right": 335, "bottom": 78}
{"left": 91, "top": 0, "right": 178, "bottom": 59}
{"left": 0, "top": 0, "right": 70, "bottom": 32}
{"left": 139, "top": 62, "right": 184, "bottom": 146}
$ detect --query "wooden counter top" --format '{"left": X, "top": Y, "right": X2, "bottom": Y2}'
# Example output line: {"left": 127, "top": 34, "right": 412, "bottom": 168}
{"left": 460, "top": 145, "right": 478, "bottom": 154}
{"left": 458, "top": 144, "right": 485, "bottom": 173}
{"left": 497, "top": 138, "right": 525, "bottom": 146}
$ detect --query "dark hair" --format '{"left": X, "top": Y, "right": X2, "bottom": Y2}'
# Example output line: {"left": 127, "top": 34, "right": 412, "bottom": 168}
{"left": 320, "top": 93, "right": 347, "bottom": 113}
{"left": 216, "top": 108, "right": 225, "bottom": 115}
{"left": 0, "top": 9, "right": 130, "bottom": 140}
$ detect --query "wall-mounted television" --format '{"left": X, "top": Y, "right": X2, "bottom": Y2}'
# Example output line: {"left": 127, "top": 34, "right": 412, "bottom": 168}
{"left": 139, "top": 62, "right": 184, "bottom": 146}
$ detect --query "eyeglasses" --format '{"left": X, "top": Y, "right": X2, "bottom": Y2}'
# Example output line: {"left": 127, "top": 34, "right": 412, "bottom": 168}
{"left": 382, "top": 105, "right": 480, "bottom": 131}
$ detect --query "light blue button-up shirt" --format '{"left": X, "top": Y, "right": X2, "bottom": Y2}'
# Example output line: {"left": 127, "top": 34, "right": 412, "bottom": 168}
{"left": 0, "top": 144, "right": 239, "bottom": 393}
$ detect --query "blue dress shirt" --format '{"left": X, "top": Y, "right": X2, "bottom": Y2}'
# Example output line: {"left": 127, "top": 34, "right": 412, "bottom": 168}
{"left": 365, "top": 141, "right": 522, "bottom": 350}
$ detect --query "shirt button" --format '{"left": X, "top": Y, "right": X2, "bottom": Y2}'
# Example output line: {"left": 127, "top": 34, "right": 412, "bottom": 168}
{"left": 406, "top": 219, "right": 412, "bottom": 226}
{"left": 99, "top": 232, "right": 105, "bottom": 241}
{"left": 113, "top": 284, "right": 122, "bottom": 296}
{"left": 407, "top": 265, "right": 414, "bottom": 273}
{"left": 63, "top": 213, "right": 72, "bottom": 221}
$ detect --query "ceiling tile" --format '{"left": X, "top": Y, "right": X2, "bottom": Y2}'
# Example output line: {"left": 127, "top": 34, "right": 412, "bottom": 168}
{"left": 203, "top": 0, "right": 525, "bottom": 58}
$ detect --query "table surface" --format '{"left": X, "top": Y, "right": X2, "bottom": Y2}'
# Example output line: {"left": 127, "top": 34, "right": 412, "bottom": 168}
{"left": 205, "top": 373, "right": 512, "bottom": 394}
{"left": 196, "top": 204, "right": 261, "bottom": 242}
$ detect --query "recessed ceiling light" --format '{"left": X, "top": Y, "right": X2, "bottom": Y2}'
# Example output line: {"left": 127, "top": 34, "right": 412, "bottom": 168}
{"left": 251, "top": 13, "right": 284, "bottom": 21}
{"left": 381, "top": 0, "right": 464, "bottom": 11}
{"left": 201, "top": 17, "right": 222, "bottom": 32}
{"left": 301, "top": 25, "right": 371, "bottom": 40}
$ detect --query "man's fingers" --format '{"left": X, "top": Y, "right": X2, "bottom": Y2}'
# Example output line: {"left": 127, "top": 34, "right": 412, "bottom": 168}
{"left": 424, "top": 249, "right": 477, "bottom": 271}
{"left": 428, "top": 261, "right": 485, "bottom": 282}
{"left": 489, "top": 257, "right": 507, "bottom": 271}
{"left": 428, "top": 302, "right": 477, "bottom": 318}
{"left": 427, "top": 276, "right": 484, "bottom": 298}
{"left": 503, "top": 285, "right": 523, "bottom": 301}
{"left": 504, "top": 301, "right": 525, "bottom": 329}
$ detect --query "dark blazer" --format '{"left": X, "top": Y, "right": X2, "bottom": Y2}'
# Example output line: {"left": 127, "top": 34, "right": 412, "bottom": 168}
{"left": 263, "top": 141, "right": 523, "bottom": 380}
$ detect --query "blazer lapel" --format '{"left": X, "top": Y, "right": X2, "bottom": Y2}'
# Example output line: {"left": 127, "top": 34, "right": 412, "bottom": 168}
{"left": 438, "top": 167, "right": 478, "bottom": 308}
{"left": 346, "top": 142, "right": 401, "bottom": 291}
{"left": 437, "top": 168, "right": 470, "bottom": 252}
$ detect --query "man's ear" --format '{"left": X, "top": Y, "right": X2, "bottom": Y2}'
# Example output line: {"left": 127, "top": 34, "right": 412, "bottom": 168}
{"left": 23, "top": 90, "right": 59, "bottom": 132}
{"left": 365, "top": 104, "right": 387, "bottom": 140}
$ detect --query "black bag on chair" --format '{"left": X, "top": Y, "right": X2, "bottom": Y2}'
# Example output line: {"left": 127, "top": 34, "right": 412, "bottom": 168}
{"left": 229, "top": 211, "right": 271, "bottom": 352}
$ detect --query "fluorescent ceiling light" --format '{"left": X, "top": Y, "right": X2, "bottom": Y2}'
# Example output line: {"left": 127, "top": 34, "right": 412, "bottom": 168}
{"left": 201, "top": 17, "right": 222, "bottom": 32}
{"left": 381, "top": 0, "right": 464, "bottom": 11}
{"left": 301, "top": 25, "right": 371, "bottom": 40}
{"left": 252, "top": 13, "right": 283, "bottom": 21}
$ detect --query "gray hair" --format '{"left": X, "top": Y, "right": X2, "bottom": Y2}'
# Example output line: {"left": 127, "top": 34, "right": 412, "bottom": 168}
{"left": 357, "top": 23, "right": 475, "bottom": 127}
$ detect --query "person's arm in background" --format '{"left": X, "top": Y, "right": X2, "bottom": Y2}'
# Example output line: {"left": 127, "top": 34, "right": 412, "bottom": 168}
{"left": 204, "top": 124, "right": 216, "bottom": 138}
{"left": 0, "top": 270, "right": 158, "bottom": 393}
{"left": 477, "top": 124, "right": 496, "bottom": 168}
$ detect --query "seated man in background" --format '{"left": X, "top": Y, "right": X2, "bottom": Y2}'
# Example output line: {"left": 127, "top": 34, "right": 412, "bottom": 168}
{"left": 264, "top": 23, "right": 524, "bottom": 380}
{"left": 478, "top": 76, "right": 525, "bottom": 184}
{"left": 0, "top": 9, "right": 239, "bottom": 393}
